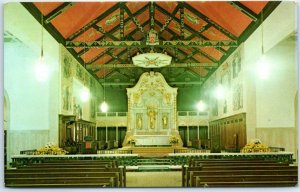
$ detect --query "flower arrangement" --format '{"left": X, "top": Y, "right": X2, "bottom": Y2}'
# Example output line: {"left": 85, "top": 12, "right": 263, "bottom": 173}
{"left": 241, "top": 139, "right": 271, "bottom": 153}
{"left": 169, "top": 135, "right": 179, "bottom": 145}
{"left": 127, "top": 136, "right": 136, "bottom": 145}
{"left": 34, "top": 143, "right": 68, "bottom": 155}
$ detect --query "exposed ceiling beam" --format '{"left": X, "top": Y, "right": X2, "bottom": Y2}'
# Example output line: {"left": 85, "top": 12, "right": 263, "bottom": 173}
{"left": 86, "top": 62, "right": 218, "bottom": 70}
{"left": 89, "top": 22, "right": 149, "bottom": 75}
{"left": 76, "top": 3, "right": 149, "bottom": 57}
{"left": 119, "top": 3, "right": 125, "bottom": 40}
{"left": 150, "top": 1, "right": 155, "bottom": 29}
{"left": 66, "top": 39, "right": 237, "bottom": 48}
{"left": 86, "top": 48, "right": 112, "bottom": 64}
{"left": 67, "top": 3, "right": 120, "bottom": 40}
{"left": 179, "top": 2, "right": 185, "bottom": 40}
{"left": 155, "top": 4, "right": 228, "bottom": 55}
{"left": 187, "top": 23, "right": 211, "bottom": 41}
{"left": 183, "top": 2, "right": 238, "bottom": 40}
{"left": 158, "top": 3, "right": 180, "bottom": 33}
{"left": 44, "top": 2, "right": 76, "bottom": 24}
{"left": 93, "top": 24, "right": 119, "bottom": 41}
{"left": 228, "top": 1, "right": 258, "bottom": 21}
{"left": 102, "top": 81, "right": 203, "bottom": 86}
{"left": 124, "top": 4, "right": 145, "bottom": 33}
{"left": 156, "top": 20, "right": 219, "bottom": 63}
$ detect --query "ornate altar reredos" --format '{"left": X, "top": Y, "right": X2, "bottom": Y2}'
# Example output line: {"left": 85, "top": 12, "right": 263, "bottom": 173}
{"left": 123, "top": 71, "right": 183, "bottom": 146}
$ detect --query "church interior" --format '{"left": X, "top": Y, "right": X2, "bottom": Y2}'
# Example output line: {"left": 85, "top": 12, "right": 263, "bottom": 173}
{"left": 3, "top": 1, "right": 298, "bottom": 188}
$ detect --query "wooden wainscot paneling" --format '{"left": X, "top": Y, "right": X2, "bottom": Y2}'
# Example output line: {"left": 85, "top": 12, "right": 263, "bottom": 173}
{"left": 209, "top": 113, "right": 246, "bottom": 152}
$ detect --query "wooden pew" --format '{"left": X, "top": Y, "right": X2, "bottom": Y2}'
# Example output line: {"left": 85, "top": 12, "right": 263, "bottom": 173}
{"left": 183, "top": 158, "right": 297, "bottom": 187}
{"left": 196, "top": 180, "right": 298, "bottom": 187}
{"left": 195, "top": 175, "right": 298, "bottom": 187}
{"left": 42, "top": 160, "right": 119, "bottom": 167}
{"left": 5, "top": 177, "right": 116, "bottom": 187}
{"left": 189, "top": 159, "right": 285, "bottom": 166}
{"left": 184, "top": 166, "right": 297, "bottom": 186}
{"left": 193, "top": 162, "right": 289, "bottom": 167}
{"left": 6, "top": 159, "right": 126, "bottom": 187}
{"left": 6, "top": 167, "right": 126, "bottom": 187}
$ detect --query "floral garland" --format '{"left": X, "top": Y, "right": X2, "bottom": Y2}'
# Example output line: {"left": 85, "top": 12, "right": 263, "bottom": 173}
{"left": 169, "top": 135, "right": 179, "bottom": 145}
{"left": 241, "top": 139, "right": 271, "bottom": 153}
{"left": 34, "top": 143, "right": 68, "bottom": 155}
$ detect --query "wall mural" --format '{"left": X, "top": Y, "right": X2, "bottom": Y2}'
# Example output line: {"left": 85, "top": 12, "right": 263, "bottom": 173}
{"left": 63, "top": 54, "right": 72, "bottom": 79}
{"left": 233, "top": 84, "right": 243, "bottom": 111}
{"left": 220, "top": 62, "right": 231, "bottom": 114}
{"left": 62, "top": 86, "right": 71, "bottom": 111}
{"left": 232, "top": 51, "right": 242, "bottom": 79}
{"left": 200, "top": 45, "right": 244, "bottom": 118}
{"left": 60, "top": 45, "right": 102, "bottom": 120}
{"left": 76, "top": 64, "right": 84, "bottom": 82}
{"left": 90, "top": 99, "right": 96, "bottom": 119}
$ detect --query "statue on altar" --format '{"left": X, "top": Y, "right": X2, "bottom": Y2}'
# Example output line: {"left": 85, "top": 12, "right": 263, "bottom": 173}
{"left": 147, "top": 107, "right": 156, "bottom": 129}
{"left": 136, "top": 113, "right": 142, "bottom": 129}
{"left": 162, "top": 114, "right": 168, "bottom": 129}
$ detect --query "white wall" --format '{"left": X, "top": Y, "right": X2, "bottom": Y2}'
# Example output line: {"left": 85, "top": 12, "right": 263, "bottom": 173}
{"left": 243, "top": 1, "right": 297, "bottom": 130}
{"left": 256, "top": 37, "right": 297, "bottom": 128}
{"left": 201, "top": 1, "right": 297, "bottom": 146}
{"left": 4, "top": 3, "right": 60, "bottom": 162}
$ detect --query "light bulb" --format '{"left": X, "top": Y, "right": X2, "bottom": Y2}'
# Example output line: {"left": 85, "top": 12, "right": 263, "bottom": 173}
{"left": 256, "top": 55, "right": 270, "bottom": 80}
{"left": 80, "top": 88, "right": 90, "bottom": 102}
{"left": 196, "top": 100, "right": 206, "bottom": 112}
{"left": 35, "top": 57, "right": 49, "bottom": 82}
{"left": 100, "top": 101, "right": 108, "bottom": 112}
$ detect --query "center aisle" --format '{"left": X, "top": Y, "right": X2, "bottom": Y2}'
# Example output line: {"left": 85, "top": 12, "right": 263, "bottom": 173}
{"left": 126, "top": 171, "right": 182, "bottom": 187}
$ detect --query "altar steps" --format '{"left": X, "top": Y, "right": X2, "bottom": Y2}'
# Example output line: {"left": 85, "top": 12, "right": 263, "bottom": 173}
{"left": 129, "top": 146, "right": 182, "bottom": 156}
{"left": 127, "top": 156, "right": 181, "bottom": 172}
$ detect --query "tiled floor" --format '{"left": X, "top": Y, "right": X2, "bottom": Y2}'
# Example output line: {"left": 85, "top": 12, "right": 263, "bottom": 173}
{"left": 126, "top": 171, "right": 182, "bottom": 187}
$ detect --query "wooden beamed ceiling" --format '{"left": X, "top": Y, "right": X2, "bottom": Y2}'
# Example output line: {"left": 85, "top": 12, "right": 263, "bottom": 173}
{"left": 22, "top": 1, "right": 280, "bottom": 88}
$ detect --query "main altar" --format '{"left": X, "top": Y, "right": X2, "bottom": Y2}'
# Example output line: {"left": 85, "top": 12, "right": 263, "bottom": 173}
{"left": 123, "top": 71, "right": 183, "bottom": 146}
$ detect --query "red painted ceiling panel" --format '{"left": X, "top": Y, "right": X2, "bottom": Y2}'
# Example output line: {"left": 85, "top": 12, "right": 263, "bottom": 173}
{"left": 154, "top": 9, "right": 169, "bottom": 27}
{"left": 94, "top": 55, "right": 112, "bottom": 65}
{"left": 124, "top": 21, "right": 136, "bottom": 36}
{"left": 50, "top": 2, "right": 117, "bottom": 38}
{"left": 202, "top": 26, "right": 231, "bottom": 40}
{"left": 168, "top": 20, "right": 180, "bottom": 35}
{"left": 73, "top": 28, "right": 103, "bottom": 42}
{"left": 136, "top": 11, "right": 150, "bottom": 26}
{"left": 241, "top": 1, "right": 268, "bottom": 14}
{"left": 156, "top": 1, "right": 178, "bottom": 14}
{"left": 33, "top": 2, "right": 63, "bottom": 16}
{"left": 126, "top": 2, "right": 148, "bottom": 14}
{"left": 161, "top": 30, "right": 173, "bottom": 40}
{"left": 199, "top": 47, "right": 223, "bottom": 61}
{"left": 193, "top": 53, "right": 213, "bottom": 63}
{"left": 96, "top": 68, "right": 113, "bottom": 78}
{"left": 81, "top": 48, "right": 107, "bottom": 63}
{"left": 183, "top": 9, "right": 208, "bottom": 32}
{"left": 190, "top": 67, "right": 209, "bottom": 76}
{"left": 96, "top": 9, "right": 120, "bottom": 33}
{"left": 187, "top": 1, "right": 252, "bottom": 36}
